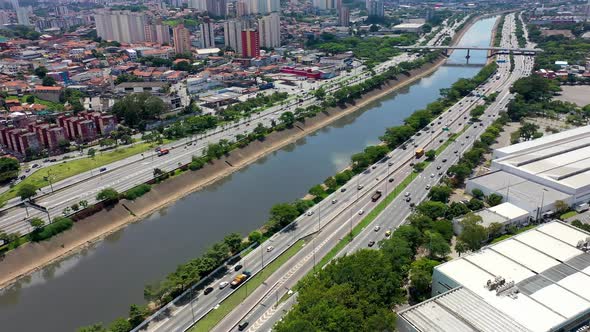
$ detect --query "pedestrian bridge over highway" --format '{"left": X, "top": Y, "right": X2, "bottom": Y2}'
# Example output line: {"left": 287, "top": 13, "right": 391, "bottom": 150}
{"left": 399, "top": 45, "right": 543, "bottom": 58}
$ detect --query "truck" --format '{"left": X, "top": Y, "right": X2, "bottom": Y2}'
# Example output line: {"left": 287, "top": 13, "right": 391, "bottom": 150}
{"left": 230, "top": 271, "right": 251, "bottom": 288}
{"left": 415, "top": 148, "right": 424, "bottom": 158}
{"left": 497, "top": 59, "right": 506, "bottom": 63}
{"left": 576, "top": 203, "right": 589, "bottom": 213}
{"left": 495, "top": 74, "right": 501, "bottom": 80}
{"left": 371, "top": 190, "right": 383, "bottom": 202}
{"left": 157, "top": 148, "right": 169, "bottom": 157}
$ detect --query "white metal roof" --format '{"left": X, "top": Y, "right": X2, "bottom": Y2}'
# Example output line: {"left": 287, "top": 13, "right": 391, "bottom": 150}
{"left": 428, "top": 221, "right": 590, "bottom": 332}
{"left": 488, "top": 202, "right": 529, "bottom": 220}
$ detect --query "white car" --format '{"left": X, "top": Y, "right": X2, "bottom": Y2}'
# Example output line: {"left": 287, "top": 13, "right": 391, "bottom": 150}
{"left": 405, "top": 192, "right": 411, "bottom": 197}
{"left": 332, "top": 199, "right": 338, "bottom": 204}
{"left": 430, "top": 173, "right": 435, "bottom": 178}
{"left": 374, "top": 225, "right": 381, "bottom": 232}
{"left": 219, "top": 281, "right": 229, "bottom": 289}
{"left": 358, "top": 209, "right": 364, "bottom": 215}
{"left": 266, "top": 246, "right": 274, "bottom": 252}
{"left": 306, "top": 210, "right": 314, "bottom": 216}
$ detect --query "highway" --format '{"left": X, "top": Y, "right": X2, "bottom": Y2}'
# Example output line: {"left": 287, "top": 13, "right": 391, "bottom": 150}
{"left": 134, "top": 14, "right": 528, "bottom": 332}
{"left": 211, "top": 13, "right": 534, "bottom": 332}
{"left": 0, "top": 51, "right": 420, "bottom": 237}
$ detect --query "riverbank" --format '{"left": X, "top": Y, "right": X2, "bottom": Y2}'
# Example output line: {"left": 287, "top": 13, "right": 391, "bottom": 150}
{"left": 0, "top": 57, "right": 449, "bottom": 290}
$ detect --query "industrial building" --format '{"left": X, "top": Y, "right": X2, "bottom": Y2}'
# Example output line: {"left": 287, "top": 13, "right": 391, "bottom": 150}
{"left": 398, "top": 221, "right": 590, "bottom": 332}
{"left": 467, "top": 126, "right": 590, "bottom": 219}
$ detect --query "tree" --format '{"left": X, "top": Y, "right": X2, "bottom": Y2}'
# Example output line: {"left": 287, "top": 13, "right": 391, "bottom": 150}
{"left": 520, "top": 122, "right": 539, "bottom": 141}
{"left": 413, "top": 162, "right": 427, "bottom": 173}
{"left": 96, "top": 188, "right": 119, "bottom": 203}
{"left": 25, "top": 95, "right": 35, "bottom": 103}
{"left": 425, "top": 230, "right": 450, "bottom": 259}
{"left": 279, "top": 111, "right": 295, "bottom": 127}
{"left": 29, "top": 217, "right": 45, "bottom": 230}
{"left": 446, "top": 202, "right": 470, "bottom": 218}
{"left": 269, "top": 203, "right": 299, "bottom": 228}
{"left": 153, "top": 168, "right": 164, "bottom": 179}
{"left": 471, "top": 188, "right": 484, "bottom": 199}
{"left": 34, "top": 66, "right": 48, "bottom": 78}
{"left": 466, "top": 198, "right": 484, "bottom": 211}
{"left": 223, "top": 233, "right": 243, "bottom": 254}
{"left": 425, "top": 150, "right": 436, "bottom": 161}
{"left": 0, "top": 157, "right": 20, "bottom": 183}
{"left": 248, "top": 231, "right": 262, "bottom": 244}
{"left": 108, "top": 318, "right": 131, "bottom": 332}
{"left": 428, "top": 185, "right": 453, "bottom": 203}
{"left": 486, "top": 193, "right": 503, "bottom": 207}
{"left": 554, "top": 200, "right": 569, "bottom": 214}
{"left": 312, "top": 87, "right": 326, "bottom": 100}
{"left": 458, "top": 213, "right": 488, "bottom": 251}
{"left": 455, "top": 240, "right": 468, "bottom": 257}
{"left": 77, "top": 323, "right": 107, "bottom": 332}
{"left": 79, "top": 200, "right": 89, "bottom": 209}
{"left": 487, "top": 222, "right": 504, "bottom": 239}
{"left": 409, "top": 258, "right": 440, "bottom": 302}
{"left": 18, "top": 183, "right": 37, "bottom": 201}
{"left": 87, "top": 148, "right": 96, "bottom": 158}
{"left": 111, "top": 93, "right": 166, "bottom": 129}
{"left": 42, "top": 76, "right": 56, "bottom": 86}
{"left": 416, "top": 201, "right": 448, "bottom": 219}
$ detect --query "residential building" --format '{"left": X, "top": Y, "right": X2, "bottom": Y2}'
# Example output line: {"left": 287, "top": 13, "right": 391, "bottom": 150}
{"left": 94, "top": 10, "right": 148, "bottom": 43}
{"left": 0, "top": 10, "right": 10, "bottom": 25}
{"left": 33, "top": 86, "right": 63, "bottom": 103}
{"left": 173, "top": 24, "right": 191, "bottom": 54}
{"left": 258, "top": 13, "right": 280, "bottom": 48}
{"left": 224, "top": 20, "right": 243, "bottom": 54}
{"left": 398, "top": 221, "right": 590, "bottom": 332}
{"left": 241, "top": 29, "right": 260, "bottom": 58}
{"left": 145, "top": 21, "right": 171, "bottom": 45}
{"left": 206, "top": 0, "right": 227, "bottom": 16}
{"left": 188, "top": 0, "right": 207, "bottom": 11}
{"left": 199, "top": 20, "right": 215, "bottom": 48}
{"left": 367, "top": 0, "right": 384, "bottom": 17}
{"left": 338, "top": 7, "right": 350, "bottom": 26}
{"left": 16, "top": 7, "right": 30, "bottom": 26}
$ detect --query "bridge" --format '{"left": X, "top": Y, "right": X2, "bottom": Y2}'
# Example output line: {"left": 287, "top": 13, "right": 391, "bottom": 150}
{"left": 399, "top": 45, "right": 543, "bottom": 58}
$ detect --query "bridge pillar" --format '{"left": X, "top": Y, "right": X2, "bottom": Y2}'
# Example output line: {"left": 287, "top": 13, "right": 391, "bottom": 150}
{"left": 465, "top": 48, "right": 471, "bottom": 60}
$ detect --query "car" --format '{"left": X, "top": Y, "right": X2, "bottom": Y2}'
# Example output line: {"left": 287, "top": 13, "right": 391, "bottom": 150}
{"left": 430, "top": 173, "right": 435, "bottom": 178}
{"left": 416, "top": 132, "right": 421, "bottom": 136}
{"left": 371, "top": 165, "right": 377, "bottom": 169}
{"left": 388, "top": 178, "right": 394, "bottom": 183}
{"left": 25, "top": 169, "right": 30, "bottom": 173}
{"left": 266, "top": 246, "right": 274, "bottom": 252}
{"left": 431, "top": 130, "right": 435, "bottom": 133}
{"left": 438, "top": 121, "right": 441, "bottom": 124}
{"left": 388, "top": 161, "right": 394, "bottom": 166}
{"left": 332, "top": 199, "right": 338, "bottom": 204}
{"left": 32, "top": 164, "right": 39, "bottom": 168}
{"left": 459, "top": 123, "right": 462, "bottom": 126}
{"left": 464, "top": 116, "right": 467, "bottom": 119}
{"left": 454, "top": 150, "right": 458, "bottom": 154}
{"left": 368, "top": 240, "right": 376, "bottom": 247}
{"left": 357, "top": 185, "right": 364, "bottom": 190}
{"left": 402, "top": 145, "right": 407, "bottom": 150}
{"left": 442, "top": 158, "right": 447, "bottom": 163}
{"left": 219, "top": 281, "right": 229, "bottom": 289}
{"left": 439, "top": 171, "right": 443, "bottom": 176}
{"left": 19, "top": 175, "right": 25, "bottom": 180}
{"left": 99, "top": 167, "right": 107, "bottom": 172}
{"left": 374, "top": 226, "right": 381, "bottom": 232}
{"left": 385, "top": 230, "right": 392, "bottom": 237}
{"left": 358, "top": 209, "right": 364, "bottom": 215}
{"left": 340, "top": 187, "right": 347, "bottom": 192}
{"left": 466, "top": 136, "right": 470, "bottom": 139}
{"left": 234, "top": 264, "right": 243, "bottom": 271}
{"left": 410, "top": 202, "right": 415, "bottom": 207}
{"left": 306, "top": 210, "right": 314, "bottom": 216}
{"left": 204, "top": 287, "right": 214, "bottom": 295}
{"left": 406, "top": 197, "right": 412, "bottom": 202}
{"left": 439, "top": 139, "right": 444, "bottom": 143}
{"left": 410, "top": 162, "right": 415, "bottom": 167}
{"left": 414, "top": 143, "right": 419, "bottom": 147}
{"left": 436, "top": 165, "right": 441, "bottom": 170}
{"left": 405, "top": 192, "right": 411, "bottom": 197}
{"left": 238, "top": 321, "right": 250, "bottom": 331}
{"left": 426, "top": 185, "right": 431, "bottom": 190}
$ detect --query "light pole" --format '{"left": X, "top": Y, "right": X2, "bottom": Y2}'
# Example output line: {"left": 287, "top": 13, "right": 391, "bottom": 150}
{"left": 537, "top": 188, "right": 548, "bottom": 222}
{"left": 317, "top": 203, "right": 321, "bottom": 231}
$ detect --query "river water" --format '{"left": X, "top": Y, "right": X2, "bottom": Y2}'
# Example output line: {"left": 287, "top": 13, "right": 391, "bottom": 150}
{"left": 0, "top": 17, "right": 497, "bottom": 332}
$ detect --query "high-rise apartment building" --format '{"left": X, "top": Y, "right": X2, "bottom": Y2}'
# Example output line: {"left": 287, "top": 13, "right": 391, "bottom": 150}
{"left": 241, "top": 29, "right": 259, "bottom": 58}
{"left": 145, "top": 20, "right": 171, "bottom": 45}
{"left": 198, "top": 20, "right": 215, "bottom": 48}
{"left": 338, "top": 7, "right": 350, "bottom": 26}
{"left": 0, "top": 10, "right": 10, "bottom": 25}
{"left": 246, "top": 0, "right": 279, "bottom": 14}
{"left": 236, "top": 0, "right": 247, "bottom": 17}
{"left": 173, "top": 24, "right": 191, "bottom": 54}
{"left": 206, "top": 0, "right": 227, "bottom": 16}
{"left": 94, "top": 10, "right": 148, "bottom": 43}
{"left": 313, "top": 0, "right": 335, "bottom": 10}
{"left": 258, "top": 12, "right": 280, "bottom": 48}
{"left": 12, "top": 0, "right": 30, "bottom": 26}
{"left": 224, "top": 20, "right": 243, "bottom": 54}
{"left": 188, "top": 0, "right": 207, "bottom": 11}
{"left": 367, "top": 0, "right": 384, "bottom": 17}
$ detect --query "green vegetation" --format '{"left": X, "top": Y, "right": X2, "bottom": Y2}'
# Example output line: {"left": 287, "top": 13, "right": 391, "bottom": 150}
{"left": 96, "top": 188, "right": 119, "bottom": 204}
{"left": 0, "top": 142, "right": 160, "bottom": 205}
{"left": 514, "top": 15, "right": 526, "bottom": 48}
{"left": 29, "top": 217, "right": 73, "bottom": 242}
{"left": 560, "top": 211, "right": 578, "bottom": 220}
{"left": 494, "top": 15, "right": 505, "bottom": 47}
{"left": 0, "top": 25, "right": 40, "bottom": 40}
{"left": 124, "top": 184, "right": 152, "bottom": 201}
{"left": 112, "top": 93, "right": 167, "bottom": 129}
{"left": 528, "top": 23, "right": 590, "bottom": 73}
{"left": 190, "top": 240, "right": 306, "bottom": 331}
{"left": 0, "top": 157, "right": 19, "bottom": 183}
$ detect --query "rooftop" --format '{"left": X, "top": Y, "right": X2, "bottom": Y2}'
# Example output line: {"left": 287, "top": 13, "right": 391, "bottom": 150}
{"left": 408, "top": 221, "right": 590, "bottom": 332}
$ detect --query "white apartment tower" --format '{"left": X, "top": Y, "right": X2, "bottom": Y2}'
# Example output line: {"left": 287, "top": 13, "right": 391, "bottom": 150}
{"left": 258, "top": 12, "right": 280, "bottom": 48}
{"left": 198, "top": 20, "right": 215, "bottom": 48}
{"left": 94, "top": 10, "right": 148, "bottom": 43}
{"left": 224, "top": 20, "right": 243, "bottom": 53}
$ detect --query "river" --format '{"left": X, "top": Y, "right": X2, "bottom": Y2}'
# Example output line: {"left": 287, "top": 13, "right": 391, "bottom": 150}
{"left": 0, "top": 16, "right": 497, "bottom": 331}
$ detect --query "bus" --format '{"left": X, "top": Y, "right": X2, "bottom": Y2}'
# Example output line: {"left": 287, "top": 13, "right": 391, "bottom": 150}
{"left": 415, "top": 148, "right": 424, "bottom": 158}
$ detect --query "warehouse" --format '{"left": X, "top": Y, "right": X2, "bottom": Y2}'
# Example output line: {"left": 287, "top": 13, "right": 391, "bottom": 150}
{"left": 398, "top": 221, "right": 590, "bottom": 332}
{"left": 452, "top": 202, "right": 531, "bottom": 235}
{"left": 467, "top": 126, "right": 590, "bottom": 216}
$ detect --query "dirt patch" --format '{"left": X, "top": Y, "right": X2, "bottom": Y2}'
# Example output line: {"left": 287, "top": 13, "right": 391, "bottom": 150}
{"left": 554, "top": 86, "right": 590, "bottom": 107}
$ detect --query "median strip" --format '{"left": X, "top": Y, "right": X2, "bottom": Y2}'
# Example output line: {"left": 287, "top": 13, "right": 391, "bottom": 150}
{"left": 189, "top": 239, "right": 306, "bottom": 332}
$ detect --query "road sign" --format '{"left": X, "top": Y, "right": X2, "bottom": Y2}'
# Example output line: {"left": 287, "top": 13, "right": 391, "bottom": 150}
{"left": 24, "top": 201, "right": 48, "bottom": 212}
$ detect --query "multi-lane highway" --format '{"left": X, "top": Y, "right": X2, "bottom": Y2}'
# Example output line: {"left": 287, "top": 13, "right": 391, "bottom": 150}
{"left": 210, "top": 13, "right": 534, "bottom": 332}
{"left": 134, "top": 13, "right": 531, "bottom": 332}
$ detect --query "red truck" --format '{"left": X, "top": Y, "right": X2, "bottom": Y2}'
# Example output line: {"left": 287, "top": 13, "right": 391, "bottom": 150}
{"left": 157, "top": 148, "right": 169, "bottom": 157}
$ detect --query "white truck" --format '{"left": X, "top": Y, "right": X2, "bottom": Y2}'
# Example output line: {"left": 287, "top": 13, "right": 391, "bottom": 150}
{"left": 576, "top": 203, "right": 589, "bottom": 213}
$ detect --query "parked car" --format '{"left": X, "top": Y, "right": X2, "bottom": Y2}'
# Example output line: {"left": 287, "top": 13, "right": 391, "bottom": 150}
{"left": 204, "top": 287, "right": 214, "bottom": 295}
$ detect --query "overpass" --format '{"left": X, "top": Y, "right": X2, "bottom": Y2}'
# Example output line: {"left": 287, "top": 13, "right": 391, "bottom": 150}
{"left": 399, "top": 45, "right": 543, "bottom": 58}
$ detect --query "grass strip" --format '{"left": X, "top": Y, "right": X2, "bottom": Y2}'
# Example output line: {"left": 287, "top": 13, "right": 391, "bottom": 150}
{"left": 435, "top": 125, "right": 470, "bottom": 155}
{"left": 560, "top": 211, "right": 578, "bottom": 220}
{"left": 189, "top": 239, "right": 306, "bottom": 332}
{"left": 0, "top": 142, "right": 163, "bottom": 205}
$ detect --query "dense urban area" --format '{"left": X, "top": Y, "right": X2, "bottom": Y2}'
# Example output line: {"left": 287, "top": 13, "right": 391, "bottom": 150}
{"left": 0, "top": 0, "right": 590, "bottom": 331}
